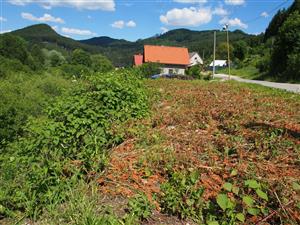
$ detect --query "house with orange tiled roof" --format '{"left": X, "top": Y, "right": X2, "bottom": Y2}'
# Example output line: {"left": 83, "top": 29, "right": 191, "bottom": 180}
{"left": 133, "top": 45, "right": 190, "bottom": 75}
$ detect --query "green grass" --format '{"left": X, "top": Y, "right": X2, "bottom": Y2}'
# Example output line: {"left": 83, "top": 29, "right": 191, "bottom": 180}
{"left": 217, "top": 65, "right": 261, "bottom": 80}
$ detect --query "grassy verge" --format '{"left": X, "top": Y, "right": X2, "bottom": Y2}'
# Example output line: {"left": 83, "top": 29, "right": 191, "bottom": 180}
{"left": 217, "top": 66, "right": 261, "bottom": 80}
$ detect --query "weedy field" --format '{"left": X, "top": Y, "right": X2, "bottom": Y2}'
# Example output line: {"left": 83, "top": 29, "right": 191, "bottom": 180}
{"left": 1, "top": 78, "right": 299, "bottom": 225}
{"left": 97, "top": 80, "right": 300, "bottom": 224}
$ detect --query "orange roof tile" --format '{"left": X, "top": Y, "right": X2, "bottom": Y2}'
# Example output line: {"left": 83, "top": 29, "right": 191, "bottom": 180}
{"left": 144, "top": 45, "right": 189, "bottom": 66}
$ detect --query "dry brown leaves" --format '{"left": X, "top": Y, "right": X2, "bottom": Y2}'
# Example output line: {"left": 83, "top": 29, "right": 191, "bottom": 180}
{"left": 98, "top": 79, "right": 300, "bottom": 221}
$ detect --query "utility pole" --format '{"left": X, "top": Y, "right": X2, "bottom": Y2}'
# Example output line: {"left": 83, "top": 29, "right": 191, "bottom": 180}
{"left": 227, "top": 26, "right": 231, "bottom": 79}
{"left": 223, "top": 24, "right": 231, "bottom": 79}
{"left": 213, "top": 31, "right": 216, "bottom": 79}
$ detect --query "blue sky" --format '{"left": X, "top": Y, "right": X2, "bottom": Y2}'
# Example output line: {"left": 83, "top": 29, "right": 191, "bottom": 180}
{"left": 0, "top": 0, "right": 293, "bottom": 41}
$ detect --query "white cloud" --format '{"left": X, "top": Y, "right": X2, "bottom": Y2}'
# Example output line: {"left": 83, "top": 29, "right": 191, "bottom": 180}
{"left": 174, "top": 0, "right": 207, "bottom": 3}
{"left": 160, "top": 27, "right": 169, "bottom": 34}
{"left": 261, "top": 12, "right": 269, "bottom": 18}
{"left": 219, "top": 17, "right": 248, "bottom": 29}
{"left": 0, "top": 30, "right": 12, "bottom": 34}
{"left": 111, "top": 20, "right": 125, "bottom": 29}
{"left": 9, "top": 0, "right": 115, "bottom": 11}
{"left": 0, "top": 16, "right": 7, "bottom": 22}
{"left": 160, "top": 7, "right": 212, "bottom": 26}
{"left": 21, "top": 12, "right": 65, "bottom": 23}
{"left": 224, "top": 0, "right": 245, "bottom": 5}
{"left": 62, "top": 34, "right": 71, "bottom": 38}
{"left": 51, "top": 25, "right": 59, "bottom": 31}
{"left": 111, "top": 20, "right": 136, "bottom": 29}
{"left": 126, "top": 20, "right": 136, "bottom": 27}
{"left": 213, "top": 6, "right": 228, "bottom": 16}
{"left": 61, "top": 27, "right": 96, "bottom": 36}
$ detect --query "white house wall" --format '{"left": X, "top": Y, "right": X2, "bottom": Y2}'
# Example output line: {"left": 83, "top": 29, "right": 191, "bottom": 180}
{"left": 189, "top": 53, "right": 203, "bottom": 67}
{"left": 160, "top": 66, "right": 185, "bottom": 75}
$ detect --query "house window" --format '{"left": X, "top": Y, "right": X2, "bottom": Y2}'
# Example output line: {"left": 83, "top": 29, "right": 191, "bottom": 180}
{"left": 169, "top": 69, "right": 174, "bottom": 74}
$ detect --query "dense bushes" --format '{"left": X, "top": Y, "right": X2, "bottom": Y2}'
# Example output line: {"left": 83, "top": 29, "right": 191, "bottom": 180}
{"left": 136, "top": 63, "right": 161, "bottom": 78}
{"left": 91, "top": 54, "right": 114, "bottom": 73}
{"left": 270, "top": 11, "right": 300, "bottom": 80}
{"left": 186, "top": 65, "right": 201, "bottom": 79}
{"left": 0, "top": 34, "right": 30, "bottom": 65}
{"left": 0, "top": 70, "right": 149, "bottom": 218}
{"left": 0, "top": 73, "right": 72, "bottom": 147}
{"left": 0, "top": 33, "right": 114, "bottom": 75}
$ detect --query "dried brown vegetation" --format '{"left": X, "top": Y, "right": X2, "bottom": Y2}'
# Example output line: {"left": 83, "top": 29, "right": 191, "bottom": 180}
{"left": 98, "top": 80, "right": 300, "bottom": 224}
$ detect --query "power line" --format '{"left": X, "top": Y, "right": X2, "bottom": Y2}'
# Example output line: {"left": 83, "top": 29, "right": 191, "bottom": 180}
{"left": 245, "top": 0, "right": 291, "bottom": 24}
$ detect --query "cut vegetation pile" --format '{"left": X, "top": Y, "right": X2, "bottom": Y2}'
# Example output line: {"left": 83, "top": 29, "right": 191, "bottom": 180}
{"left": 98, "top": 79, "right": 300, "bottom": 224}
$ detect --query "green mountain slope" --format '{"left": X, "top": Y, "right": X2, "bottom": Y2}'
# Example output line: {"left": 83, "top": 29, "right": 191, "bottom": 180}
{"left": 81, "top": 28, "right": 255, "bottom": 66}
{"left": 80, "top": 36, "right": 131, "bottom": 46}
{"left": 11, "top": 23, "right": 255, "bottom": 67}
{"left": 12, "top": 24, "right": 103, "bottom": 54}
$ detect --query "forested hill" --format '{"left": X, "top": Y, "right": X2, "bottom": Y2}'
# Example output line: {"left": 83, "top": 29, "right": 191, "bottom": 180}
{"left": 11, "top": 23, "right": 256, "bottom": 67}
{"left": 11, "top": 24, "right": 104, "bottom": 55}
{"left": 81, "top": 29, "right": 256, "bottom": 66}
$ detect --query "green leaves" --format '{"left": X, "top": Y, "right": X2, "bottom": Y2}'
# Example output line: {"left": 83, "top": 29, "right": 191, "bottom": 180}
{"left": 245, "top": 180, "right": 261, "bottom": 189}
{"left": 256, "top": 189, "right": 268, "bottom": 201}
{"left": 245, "top": 179, "right": 269, "bottom": 201}
{"left": 160, "top": 170, "right": 204, "bottom": 220}
{"left": 243, "top": 195, "right": 254, "bottom": 207}
{"left": 230, "top": 169, "right": 238, "bottom": 177}
{"left": 0, "top": 70, "right": 149, "bottom": 218}
{"left": 217, "top": 194, "right": 229, "bottom": 211}
{"left": 247, "top": 207, "right": 260, "bottom": 216}
{"left": 189, "top": 170, "right": 200, "bottom": 184}
{"left": 216, "top": 194, "right": 234, "bottom": 211}
{"left": 223, "top": 182, "right": 233, "bottom": 192}
{"left": 127, "top": 193, "right": 154, "bottom": 221}
{"left": 216, "top": 178, "right": 271, "bottom": 223}
{"left": 208, "top": 221, "right": 219, "bottom": 225}
{"left": 292, "top": 182, "right": 300, "bottom": 191}
{"left": 236, "top": 213, "right": 245, "bottom": 222}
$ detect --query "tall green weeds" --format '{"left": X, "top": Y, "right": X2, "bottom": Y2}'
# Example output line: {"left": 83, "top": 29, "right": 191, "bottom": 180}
{"left": 0, "top": 70, "right": 149, "bottom": 220}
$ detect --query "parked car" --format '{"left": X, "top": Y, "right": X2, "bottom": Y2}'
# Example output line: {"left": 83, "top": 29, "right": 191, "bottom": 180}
{"left": 151, "top": 74, "right": 194, "bottom": 80}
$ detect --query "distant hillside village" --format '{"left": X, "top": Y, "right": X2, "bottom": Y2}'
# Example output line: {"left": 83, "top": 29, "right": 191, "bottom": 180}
{"left": 133, "top": 45, "right": 226, "bottom": 75}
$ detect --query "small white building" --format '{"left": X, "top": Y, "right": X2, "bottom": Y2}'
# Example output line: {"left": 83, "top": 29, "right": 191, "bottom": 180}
{"left": 188, "top": 52, "right": 203, "bottom": 67}
{"left": 209, "top": 60, "right": 227, "bottom": 67}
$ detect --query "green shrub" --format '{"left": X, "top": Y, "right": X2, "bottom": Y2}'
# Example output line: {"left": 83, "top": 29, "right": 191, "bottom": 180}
{"left": 0, "top": 70, "right": 149, "bottom": 219}
{"left": 91, "top": 54, "right": 114, "bottom": 73}
{"left": 42, "top": 49, "right": 66, "bottom": 67}
{"left": 270, "top": 11, "right": 300, "bottom": 80}
{"left": 0, "top": 34, "right": 29, "bottom": 65}
{"left": 187, "top": 65, "right": 202, "bottom": 79}
{"left": 126, "top": 193, "right": 154, "bottom": 222}
{"left": 256, "top": 53, "right": 270, "bottom": 73}
{"left": 0, "top": 56, "right": 31, "bottom": 78}
{"left": 136, "top": 63, "right": 160, "bottom": 78}
{"left": 206, "top": 179, "right": 270, "bottom": 224}
{"left": 59, "top": 64, "right": 92, "bottom": 78}
{"left": 160, "top": 170, "right": 205, "bottom": 221}
{"left": 0, "top": 73, "right": 72, "bottom": 147}
{"left": 71, "top": 49, "right": 92, "bottom": 67}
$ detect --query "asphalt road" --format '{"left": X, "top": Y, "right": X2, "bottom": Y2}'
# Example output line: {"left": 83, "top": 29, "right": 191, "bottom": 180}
{"left": 214, "top": 74, "right": 300, "bottom": 93}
